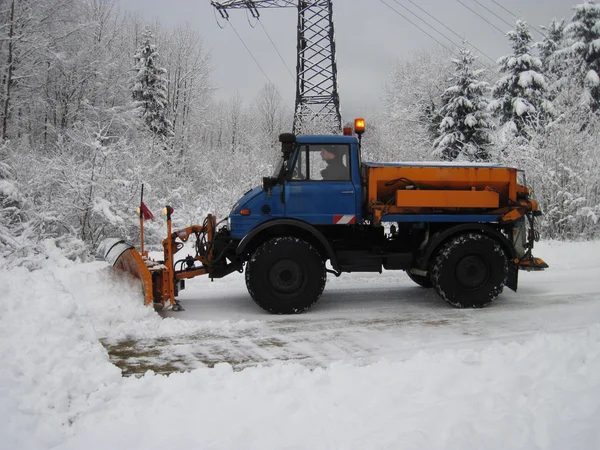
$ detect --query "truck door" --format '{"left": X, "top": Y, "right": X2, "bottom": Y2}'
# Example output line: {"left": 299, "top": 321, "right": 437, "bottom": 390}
{"left": 284, "top": 144, "right": 358, "bottom": 225}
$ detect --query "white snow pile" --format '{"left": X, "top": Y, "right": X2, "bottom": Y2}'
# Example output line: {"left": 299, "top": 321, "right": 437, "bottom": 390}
{"left": 1, "top": 241, "right": 600, "bottom": 449}
{"left": 518, "top": 70, "right": 546, "bottom": 89}
{"left": 513, "top": 97, "right": 535, "bottom": 116}
{"left": 586, "top": 69, "right": 600, "bottom": 87}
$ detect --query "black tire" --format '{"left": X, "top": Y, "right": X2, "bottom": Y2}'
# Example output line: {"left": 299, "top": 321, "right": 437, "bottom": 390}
{"left": 245, "top": 237, "right": 326, "bottom": 314}
{"left": 406, "top": 271, "right": 433, "bottom": 288}
{"left": 431, "top": 233, "right": 508, "bottom": 308}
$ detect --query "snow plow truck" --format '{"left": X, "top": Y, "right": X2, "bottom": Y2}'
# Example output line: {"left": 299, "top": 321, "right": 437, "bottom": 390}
{"left": 99, "top": 119, "right": 547, "bottom": 313}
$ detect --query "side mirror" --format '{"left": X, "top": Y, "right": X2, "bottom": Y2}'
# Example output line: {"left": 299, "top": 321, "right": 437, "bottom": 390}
{"left": 279, "top": 133, "right": 296, "bottom": 161}
{"left": 262, "top": 176, "right": 277, "bottom": 191}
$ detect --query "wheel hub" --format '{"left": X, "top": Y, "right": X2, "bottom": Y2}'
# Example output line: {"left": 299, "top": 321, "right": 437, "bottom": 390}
{"left": 269, "top": 259, "right": 304, "bottom": 293}
{"left": 455, "top": 254, "right": 489, "bottom": 288}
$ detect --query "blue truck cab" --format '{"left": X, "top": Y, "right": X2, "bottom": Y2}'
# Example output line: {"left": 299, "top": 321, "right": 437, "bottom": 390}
{"left": 229, "top": 134, "right": 363, "bottom": 239}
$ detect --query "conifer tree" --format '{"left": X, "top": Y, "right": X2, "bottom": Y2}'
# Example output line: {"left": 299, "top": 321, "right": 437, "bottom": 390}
{"left": 566, "top": 1, "right": 600, "bottom": 111}
{"left": 538, "top": 19, "right": 567, "bottom": 85}
{"left": 132, "top": 28, "right": 173, "bottom": 139}
{"left": 433, "top": 47, "right": 494, "bottom": 161}
{"left": 491, "top": 20, "right": 554, "bottom": 138}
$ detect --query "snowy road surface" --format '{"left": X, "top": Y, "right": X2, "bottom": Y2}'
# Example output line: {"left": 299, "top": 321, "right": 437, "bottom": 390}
{"left": 1, "top": 241, "right": 600, "bottom": 449}
{"left": 145, "top": 240, "right": 600, "bottom": 372}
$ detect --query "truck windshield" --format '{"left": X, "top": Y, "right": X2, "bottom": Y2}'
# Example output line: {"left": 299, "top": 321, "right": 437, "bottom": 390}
{"left": 272, "top": 156, "right": 285, "bottom": 178}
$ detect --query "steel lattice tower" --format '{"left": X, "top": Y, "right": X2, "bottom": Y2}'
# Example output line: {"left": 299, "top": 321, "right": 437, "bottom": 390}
{"left": 211, "top": 1, "right": 341, "bottom": 135}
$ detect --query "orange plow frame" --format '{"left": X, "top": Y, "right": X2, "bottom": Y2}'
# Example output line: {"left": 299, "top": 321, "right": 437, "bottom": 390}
{"left": 99, "top": 207, "right": 217, "bottom": 311}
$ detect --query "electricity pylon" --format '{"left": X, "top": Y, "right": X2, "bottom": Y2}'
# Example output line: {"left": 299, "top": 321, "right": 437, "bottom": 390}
{"left": 211, "top": 0, "right": 342, "bottom": 135}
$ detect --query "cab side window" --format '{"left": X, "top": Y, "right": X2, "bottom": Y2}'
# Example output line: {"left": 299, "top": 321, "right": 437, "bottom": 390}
{"left": 290, "top": 145, "right": 350, "bottom": 181}
{"left": 309, "top": 145, "right": 349, "bottom": 181}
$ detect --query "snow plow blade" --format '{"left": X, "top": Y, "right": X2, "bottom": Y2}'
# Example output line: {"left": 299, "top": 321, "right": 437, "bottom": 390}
{"left": 98, "top": 238, "right": 154, "bottom": 306}
{"left": 98, "top": 204, "right": 217, "bottom": 311}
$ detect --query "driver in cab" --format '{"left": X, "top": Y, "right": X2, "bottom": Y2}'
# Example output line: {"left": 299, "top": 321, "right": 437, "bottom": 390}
{"left": 320, "top": 147, "right": 348, "bottom": 180}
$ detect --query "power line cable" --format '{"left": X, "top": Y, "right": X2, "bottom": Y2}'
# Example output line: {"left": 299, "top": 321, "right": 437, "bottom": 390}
{"left": 391, "top": 0, "right": 494, "bottom": 68}
{"left": 486, "top": 0, "right": 548, "bottom": 38}
{"left": 257, "top": 18, "right": 295, "bottom": 82}
{"left": 489, "top": 0, "right": 517, "bottom": 18}
{"left": 404, "top": 0, "right": 497, "bottom": 65}
{"left": 391, "top": 0, "right": 461, "bottom": 47}
{"left": 378, "top": 0, "right": 456, "bottom": 55}
{"left": 472, "top": 0, "right": 514, "bottom": 28}
{"left": 454, "top": 0, "right": 507, "bottom": 35}
{"left": 225, "top": 17, "right": 293, "bottom": 114}
{"left": 382, "top": 0, "right": 494, "bottom": 70}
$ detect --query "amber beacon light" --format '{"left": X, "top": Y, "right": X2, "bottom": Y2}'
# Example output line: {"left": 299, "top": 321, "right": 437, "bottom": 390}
{"left": 354, "top": 118, "right": 365, "bottom": 135}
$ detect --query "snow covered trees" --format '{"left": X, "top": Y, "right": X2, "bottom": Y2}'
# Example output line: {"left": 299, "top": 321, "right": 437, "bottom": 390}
{"left": 538, "top": 19, "right": 568, "bottom": 100}
{"left": 159, "top": 23, "right": 212, "bottom": 158}
{"left": 1, "top": 0, "right": 600, "bottom": 264}
{"left": 133, "top": 28, "right": 173, "bottom": 140}
{"left": 433, "top": 47, "right": 494, "bottom": 161}
{"left": 490, "top": 20, "right": 553, "bottom": 139}
{"left": 539, "top": 19, "right": 567, "bottom": 72}
{"left": 0, "top": 144, "right": 26, "bottom": 256}
{"left": 255, "top": 83, "right": 288, "bottom": 152}
{"left": 380, "top": 48, "right": 452, "bottom": 161}
{"left": 0, "top": 5, "right": 211, "bottom": 260}
{"left": 493, "top": 9, "right": 600, "bottom": 239}
{"left": 566, "top": 1, "right": 600, "bottom": 111}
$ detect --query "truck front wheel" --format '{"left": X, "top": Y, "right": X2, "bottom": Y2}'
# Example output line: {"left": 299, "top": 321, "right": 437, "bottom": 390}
{"left": 245, "top": 237, "right": 326, "bottom": 314}
{"left": 431, "top": 233, "right": 508, "bottom": 308}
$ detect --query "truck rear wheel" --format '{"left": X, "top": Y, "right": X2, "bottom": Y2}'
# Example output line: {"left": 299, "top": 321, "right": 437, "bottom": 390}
{"left": 245, "top": 237, "right": 326, "bottom": 314}
{"left": 431, "top": 233, "right": 508, "bottom": 308}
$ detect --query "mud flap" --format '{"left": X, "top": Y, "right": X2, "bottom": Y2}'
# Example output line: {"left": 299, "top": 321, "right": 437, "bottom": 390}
{"left": 507, "top": 261, "right": 518, "bottom": 292}
{"left": 98, "top": 238, "right": 154, "bottom": 306}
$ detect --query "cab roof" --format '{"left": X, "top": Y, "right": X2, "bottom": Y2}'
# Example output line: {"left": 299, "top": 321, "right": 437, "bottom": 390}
{"left": 295, "top": 135, "right": 358, "bottom": 145}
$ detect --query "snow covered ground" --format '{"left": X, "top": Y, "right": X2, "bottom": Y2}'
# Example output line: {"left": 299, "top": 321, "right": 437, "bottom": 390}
{"left": 1, "top": 240, "right": 600, "bottom": 449}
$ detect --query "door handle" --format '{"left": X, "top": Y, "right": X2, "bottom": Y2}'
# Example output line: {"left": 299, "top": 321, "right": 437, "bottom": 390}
{"left": 340, "top": 190, "right": 354, "bottom": 194}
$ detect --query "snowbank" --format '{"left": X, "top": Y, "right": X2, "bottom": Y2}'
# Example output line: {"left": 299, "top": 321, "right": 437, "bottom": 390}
{"left": 0, "top": 251, "right": 121, "bottom": 449}
{"left": 0, "top": 241, "right": 599, "bottom": 449}
{"left": 55, "top": 328, "right": 600, "bottom": 450}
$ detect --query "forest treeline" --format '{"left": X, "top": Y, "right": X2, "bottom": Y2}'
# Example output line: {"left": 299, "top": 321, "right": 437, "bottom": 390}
{"left": 0, "top": 0, "right": 598, "bottom": 264}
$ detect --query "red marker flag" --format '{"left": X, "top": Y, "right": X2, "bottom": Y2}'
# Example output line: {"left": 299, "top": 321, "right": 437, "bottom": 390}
{"left": 140, "top": 201, "right": 154, "bottom": 221}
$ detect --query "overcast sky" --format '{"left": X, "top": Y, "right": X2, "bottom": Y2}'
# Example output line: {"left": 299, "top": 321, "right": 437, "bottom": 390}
{"left": 119, "top": 0, "right": 572, "bottom": 121}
